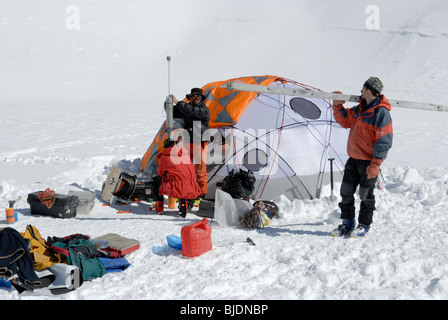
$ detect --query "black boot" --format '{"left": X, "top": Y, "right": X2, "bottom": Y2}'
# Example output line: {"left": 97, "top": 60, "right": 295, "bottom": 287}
{"left": 179, "top": 199, "right": 187, "bottom": 218}
{"left": 187, "top": 199, "right": 194, "bottom": 211}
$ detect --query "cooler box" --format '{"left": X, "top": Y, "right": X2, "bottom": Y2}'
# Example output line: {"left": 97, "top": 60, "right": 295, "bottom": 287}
{"left": 27, "top": 191, "right": 78, "bottom": 219}
{"left": 67, "top": 191, "right": 96, "bottom": 215}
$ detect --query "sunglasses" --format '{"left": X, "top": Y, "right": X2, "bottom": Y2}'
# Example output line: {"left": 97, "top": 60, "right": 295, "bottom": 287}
{"left": 187, "top": 93, "right": 202, "bottom": 99}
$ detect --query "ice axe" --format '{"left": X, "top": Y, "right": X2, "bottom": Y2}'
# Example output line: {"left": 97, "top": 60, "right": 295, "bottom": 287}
{"left": 215, "top": 237, "right": 256, "bottom": 246}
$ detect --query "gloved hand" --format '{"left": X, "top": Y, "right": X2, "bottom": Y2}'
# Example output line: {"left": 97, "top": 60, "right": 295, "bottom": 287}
{"left": 332, "top": 91, "right": 345, "bottom": 107}
{"left": 366, "top": 158, "right": 383, "bottom": 180}
{"left": 170, "top": 94, "right": 178, "bottom": 104}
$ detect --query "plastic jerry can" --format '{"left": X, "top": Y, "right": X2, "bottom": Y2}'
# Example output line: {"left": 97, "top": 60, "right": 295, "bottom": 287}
{"left": 181, "top": 218, "right": 212, "bottom": 257}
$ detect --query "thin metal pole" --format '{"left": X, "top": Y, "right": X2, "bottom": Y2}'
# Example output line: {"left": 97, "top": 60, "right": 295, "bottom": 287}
{"left": 226, "top": 81, "right": 448, "bottom": 112}
{"left": 328, "top": 158, "right": 336, "bottom": 202}
{"left": 167, "top": 56, "right": 171, "bottom": 95}
{"left": 165, "top": 56, "right": 173, "bottom": 138}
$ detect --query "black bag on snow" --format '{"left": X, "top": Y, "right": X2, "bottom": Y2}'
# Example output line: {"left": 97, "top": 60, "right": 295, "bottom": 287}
{"left": 221, "top": 169, "right": 256, "bottom": 200}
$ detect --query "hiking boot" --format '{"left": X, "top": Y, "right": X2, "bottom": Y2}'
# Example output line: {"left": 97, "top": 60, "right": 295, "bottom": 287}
{"left": 178, "top": 199, "right": 188, "bottom": 218}
{"left": 330, "top": 218, "right": 355, "bottom": 237}
{"left": 187, "top": 199, "right": 195, "bottom": 211}
{"left": 351, "top": 223, "right": 370, "bottom": 238}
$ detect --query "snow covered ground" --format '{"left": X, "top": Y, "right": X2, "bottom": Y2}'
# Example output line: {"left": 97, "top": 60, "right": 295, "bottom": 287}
{"left": 1, "top": 0, "right": 448, "bottom": 302}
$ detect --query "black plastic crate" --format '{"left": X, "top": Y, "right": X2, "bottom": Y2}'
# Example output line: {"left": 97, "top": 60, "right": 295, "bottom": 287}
{"left": 27, "top": 191, "right": 79, "bottom": 219}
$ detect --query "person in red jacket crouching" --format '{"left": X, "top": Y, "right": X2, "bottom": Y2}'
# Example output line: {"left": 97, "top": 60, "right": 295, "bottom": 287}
{"left": 157, "top": 139, "right": 202, "bottom": 218}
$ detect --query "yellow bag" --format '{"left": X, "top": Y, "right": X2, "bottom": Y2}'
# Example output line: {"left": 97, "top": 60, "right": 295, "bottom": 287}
{"left": 261, "top": 212, "right": 271, "bottom": 227}
{"left": 21, "top": 225, "right": 62, "bottom": 271}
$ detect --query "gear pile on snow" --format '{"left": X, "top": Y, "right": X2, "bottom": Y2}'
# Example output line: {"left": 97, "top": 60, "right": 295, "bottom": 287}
{"left": 0, "top": 225, "right": 137, "bottom": 296}
{"left": 240, "top": 200, "right": 276, "bottom": 229}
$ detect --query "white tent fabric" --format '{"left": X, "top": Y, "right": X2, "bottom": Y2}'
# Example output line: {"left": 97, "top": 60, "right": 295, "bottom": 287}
{"left": 205, "top": 80, "right": 349, "bottom": 201}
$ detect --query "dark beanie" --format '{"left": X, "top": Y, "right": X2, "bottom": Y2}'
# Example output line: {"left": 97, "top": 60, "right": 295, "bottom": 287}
{"left": 364, "top": 77, "right": 383, "bottom": 96}
{"left": 190, "top": 88, "right": 203, "bottom": 95}
{"left": 187, "top": 87, "right": 206, "bottom": 100}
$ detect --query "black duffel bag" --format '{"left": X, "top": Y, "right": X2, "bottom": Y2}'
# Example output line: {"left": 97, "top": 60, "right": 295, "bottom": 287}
{"left": 221, "top": 169, "right": 256, "bottom": 200}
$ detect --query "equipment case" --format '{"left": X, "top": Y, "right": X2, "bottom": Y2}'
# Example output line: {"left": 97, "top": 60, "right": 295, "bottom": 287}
{"left": 27, "top": 191, "right": 79, "bottom": 219}
{"left": 92, "top": 233, "right": 140, "bottom": 256}
{"left": 67, "top": 191, "right": 96, "bottom": 215}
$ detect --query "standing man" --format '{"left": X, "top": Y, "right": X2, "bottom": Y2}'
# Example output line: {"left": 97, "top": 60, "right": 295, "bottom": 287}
{"left": 171, "top": 88, "right": 210, "bottom": 197}
{"left": 331, "top": 77, "right": 393, "bottom": 238}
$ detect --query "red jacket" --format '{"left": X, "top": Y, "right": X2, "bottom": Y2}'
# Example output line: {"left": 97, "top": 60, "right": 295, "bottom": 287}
{"left": 333, "top": 95, "right": 393, "bottom": 161}
{"left": 157, "top": 146, "right": 201, "bottom": 199}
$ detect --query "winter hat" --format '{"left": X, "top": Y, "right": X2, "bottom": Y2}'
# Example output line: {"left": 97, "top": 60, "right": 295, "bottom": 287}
{"left": 186, "top": 87, "right": 206, "bottom": 100}
{"left": 364, "top": 77, "right": 383, "bottom": 96}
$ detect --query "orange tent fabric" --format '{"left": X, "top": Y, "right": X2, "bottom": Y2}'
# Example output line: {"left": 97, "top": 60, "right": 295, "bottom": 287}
{"left": 141, "top": 75, "right": 283, "bottom": 174}
{"left": 203, "top": 75, "right": 283, "bottom": 128}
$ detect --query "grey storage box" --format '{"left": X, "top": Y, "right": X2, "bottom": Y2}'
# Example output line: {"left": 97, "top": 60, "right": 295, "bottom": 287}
{"left": 67, "top": 191, "right": 96, "bottom": 215}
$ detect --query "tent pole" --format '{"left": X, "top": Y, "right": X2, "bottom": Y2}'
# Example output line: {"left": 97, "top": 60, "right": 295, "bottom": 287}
{"left": 226, "top": 82, "right": 448, "bottom": 112}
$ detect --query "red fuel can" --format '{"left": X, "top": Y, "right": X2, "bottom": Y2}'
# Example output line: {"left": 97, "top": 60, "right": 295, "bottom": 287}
{"left": 181, "top": 218, "right": 212, "bottom": 257}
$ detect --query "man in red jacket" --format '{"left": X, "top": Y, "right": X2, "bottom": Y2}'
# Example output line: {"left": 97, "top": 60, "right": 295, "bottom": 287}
{"left": 157, "top": 139, "right": 202, "bottom": 218}
{"left": 331, "top": 77, "right": 393, "bottom": 238}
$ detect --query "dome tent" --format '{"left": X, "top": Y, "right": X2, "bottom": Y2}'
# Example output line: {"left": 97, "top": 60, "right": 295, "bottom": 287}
{"left": 140, "top": 75, "right": 349, "bottom": 201}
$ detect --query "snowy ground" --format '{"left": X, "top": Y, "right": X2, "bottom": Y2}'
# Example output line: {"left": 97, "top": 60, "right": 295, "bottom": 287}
{"left": 2, "top": 0, "right": 448, "bottom": 303}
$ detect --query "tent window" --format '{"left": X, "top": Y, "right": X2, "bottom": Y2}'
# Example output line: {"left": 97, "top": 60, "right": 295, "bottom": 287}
{"left": 243, "top": 149, "right": 268, "bottom": 172}
{"left": 290, "top": 98, "right": 321, "bottom": 120}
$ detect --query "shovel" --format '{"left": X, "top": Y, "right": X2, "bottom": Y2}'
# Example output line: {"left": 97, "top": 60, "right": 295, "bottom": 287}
{"left": 214, "top": 237, "right": 256, "bottom": 246}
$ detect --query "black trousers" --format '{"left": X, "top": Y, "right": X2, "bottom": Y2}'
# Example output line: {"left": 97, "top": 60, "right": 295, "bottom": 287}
{"left": 339, "top": 158, "right": 377, "bottom": 226}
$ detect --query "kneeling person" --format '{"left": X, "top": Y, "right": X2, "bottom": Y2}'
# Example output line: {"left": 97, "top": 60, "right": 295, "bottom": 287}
{"left": 157, "top": 139, "right": 202, "bottom": 218}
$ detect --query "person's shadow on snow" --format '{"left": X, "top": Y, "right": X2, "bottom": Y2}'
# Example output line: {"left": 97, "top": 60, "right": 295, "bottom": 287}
{"left": 257, "top": 222, "right": 330, "bottom": 237}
